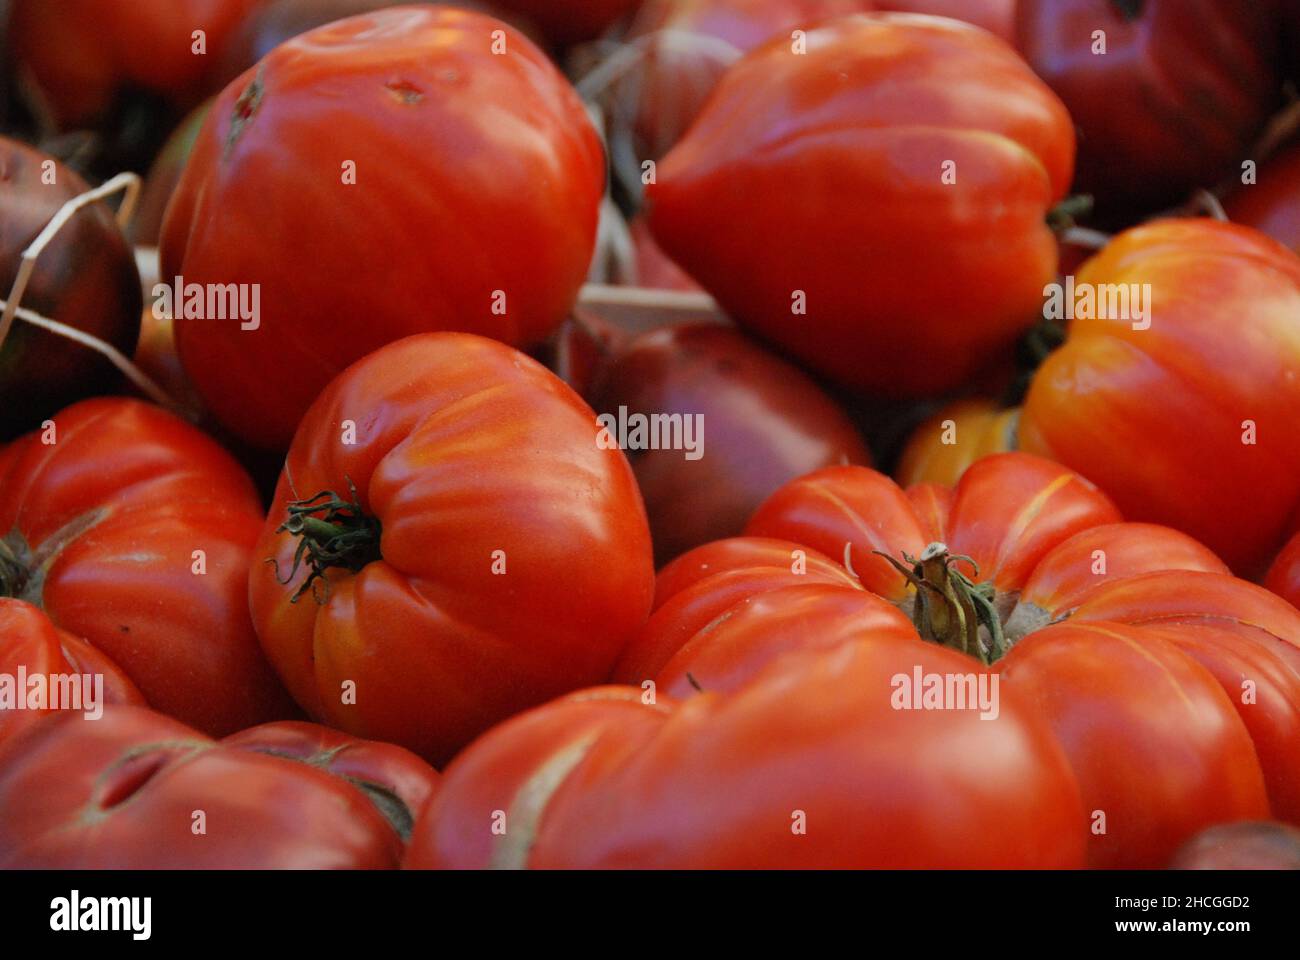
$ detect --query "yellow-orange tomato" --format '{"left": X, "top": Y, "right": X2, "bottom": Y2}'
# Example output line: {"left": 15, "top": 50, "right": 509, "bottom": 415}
{"left": 895, "top": 398, "right": 1018, "bottom": 488}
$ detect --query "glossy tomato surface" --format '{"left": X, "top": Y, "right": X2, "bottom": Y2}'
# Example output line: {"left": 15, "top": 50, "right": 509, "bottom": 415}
{"left": 408, "top": 638, "right": 1086, "bottom": 869}
{"left": 249, "top": 334, "right": 655, "bottom": 765}
{"left": 0, "top": 598, "right": 144, "bottom": 747}
{"left": 0, "top": 706, "right": 411, "bottom": 868}
{"left": 622, "top": 0, "right": 870, "bottom": 159}
{"left": 1019, "top": 220, "right": 1300, "bottom": 577}
{"left": 161, "top": 6, "right": 606, "bottom": 449}
{"left": 895, "top": 397, "right": 1018, "bottom": 488}
{"left": 1016, "top": 0, "right": 1283, "bottom": 219}
{"left": 9, "top": 0, "right": 265, "bottom": 127}
{"left": 647, "top": 13, "right": 1074, "bottom": 398}
{"left": 998, "top": 621, "right": 1271, "bottom": 868}
{"left": 0, "top": 397, "right": 295, "bottom": 736}
{"left": 588, "top": 323, "right": 870, "bottom": 564}
{"left": 0, "top": 138, "right": 141, "bottom": 438}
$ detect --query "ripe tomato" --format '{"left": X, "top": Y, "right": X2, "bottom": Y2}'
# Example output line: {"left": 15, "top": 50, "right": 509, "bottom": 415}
{"left": 1266, "top": 531, "right": 1300, "bottom": 609}
{"left": 8, "top": 0, "right": 265, "bottom": 127}
{"left": 895, "top": 397, "right": 1017, "bottom": 488}
{"left": 587, "top": 323, "right": 870, "bottom": 565}
{"left": 161, "top": 6, "right": 606, "bottom": 449}
{"left": 647, "top": 14, "right": 1074, "bottom": 398}
{"left": 0, "top": 397, "right": 295, "bottom": 736}
{"left": 727, "top": 453, "right": 1300, "bottom": 855}
{"left": 997, "top": 621, "right": 1271, "bottom": 867}
{"left": 0, "top": 598, "right": 144, "bottom": 747}
{"left": 249, "top": 333, "right": 655, "bottom": 765}
{"left": 1018, "top": 219, "right": 1300, "bottom": 576}
{"left": 407, "top": 638, "right": 1086, "bottom": 868}
{"left": 1016, "top": 0, "right": 1283, "bottom": 220}
{"left": 621, "top": 0, "right": 870, "bottom": 159}
{"left": 222, "top": 720, "right": 439, "bottom": 842}
{"left": 1170, "top": 821, "right": 1300, "bottom": 869}
{"left": 1223, "top": 141, "right": 1300, "bottom": 255}
{"left": 0, "top": 706, "right": 433, "bottom": 868}
{"left": 0, "top": 138, "right": 141, "bottom": 439}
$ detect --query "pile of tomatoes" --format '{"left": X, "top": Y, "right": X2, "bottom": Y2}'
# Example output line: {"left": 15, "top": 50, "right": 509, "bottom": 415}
{"left": 3, "top": 0, "right": 1300, "bottom": 871}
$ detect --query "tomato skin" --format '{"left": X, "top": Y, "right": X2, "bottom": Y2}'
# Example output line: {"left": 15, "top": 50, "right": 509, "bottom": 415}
{"left": 748, "top": 452, "right": 1122, "bottom": 602}
{"left": 997, "top": 621, "right": 1270, "bottom": 868}
{"left": 0, "top": 706, "right": 411, "bottom": 868}
{"left": 588, "top": 324, "right": 871, "bottom": 565}
{"left": 0, "top": 599, "right": 145, "bottom": 747}
{"left": 222, "top": 720, "right": 439, "bottom": 841}
{"left": 1016, "top": 0, "right": 1283, "bottom": 219}
{"left": 878, "top": 1, "right": 1014, "bottom": 41}
{"left": 409, "top": 639, "right": 1086, "bottom": 869}
{"left": 1170, "top": 821, "right": 1300, "bottom": 869}
{"left": 1019, "top": 220, "right": 1300, "bottom": 577}
{"left": 623, "top": 0, "right": 871, "bottom": 159}
{"left": 161, "top": 6, "right": 606, "bottom": 450}
{"left": 0, "top": 397, "right": 296, "bottom": 736}
{"left": 249, "top": 333, "right": 655, "bottom": 766}
{"left": 9, "top": 0, "right": 265, "bottom": 127}
{"left": 1266, "top": 531, "right": 1300, "bottom": 609}
{"left": 0, "top": 138, "right": 141, "bottom": 439}
{"left": 1224, "top": 142, "right": 1300, "bottom": 257}
{"left": 895, "top": 398, "right": 1019, "bottom": 488}
{"left": 647, "top": 14, "right": 1073, "bottom": 398}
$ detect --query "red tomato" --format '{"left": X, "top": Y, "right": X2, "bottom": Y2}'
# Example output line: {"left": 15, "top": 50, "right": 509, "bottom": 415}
{"left": 8, "top": 0, "right": 266, "bottom": 127}
{"left": 1019, "top": 220, "right": 1300, "bottom": 576}
{"left": 621, "top": 0, "right": 871, "bottom": 159}
{"left": 248, "top": 333, "right": 655, "bottom": 765}
{"left": 491, "top": 0, "right": 640, "bottom": 45}
{"left": 161, "top": 6, "right": 606, "bottom": 449}
{"left": 1170, "top": 821, "right": 1300, "bottom": 869}
{"left": 222, "top": 720, "right": 439, "bottom": 841}
{"left": 627, "top": 216, "right": 701, "bottom": 292}
{"left": 0, "top": 598, "right": 144, "bottom": 747}
{"left": 0, "top": 706, "right": 429, "bottom": 868}
{"left": 1016, "top": 0, "right": 1283, "bottom": 220}
{"left": 1223, "top": 141, "right": 1300, "bottom": 255}
{"left": 682, "top": 453, "right": 1300, "bottom": 857}
{"left": 0, "top": 397, "right": 295, "bottom": 736}
{"left": 407, "top": 637, "right": 1086, "bottom": 868}
{"left": 0, "top": 138, "right": 141, "bottom": 439}
{"left": 1266, "top": 531, "right": 1300, "bottom": 609}
{"left": 588, "top": 324, "right": 870, "bottom": 564}
{"left": 647, "top": 13, "right": 1074, "bottom": 398}
{"left": 997, "top": 621, "right": 1271, "bottom": 868}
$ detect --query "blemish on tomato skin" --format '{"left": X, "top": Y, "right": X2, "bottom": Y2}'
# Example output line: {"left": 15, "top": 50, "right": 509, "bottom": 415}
{"left": 225, "top": 65, "right": 266, "bottom": 159}
{"left": 385, "top": 79, "right": 425, "bottom": 104}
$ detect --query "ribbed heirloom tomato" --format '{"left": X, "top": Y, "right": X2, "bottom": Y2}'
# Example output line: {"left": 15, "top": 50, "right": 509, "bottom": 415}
{"left": 406, "top": 647, "right": 1086, "bottom": 869}
{"left": 1019, "top": 220, "right": 1300, "bottom": 576}
{"left": 896, "top": 219, "right": 1300, "bottom": 577}
{"left": 249, "top": 333, "right": 655, "bottom": 766}
{"left": 161, "top": 6, "right": 607, "bottom": 449}
{"left": 620, "top": 453, "right": 1300, "bottom": 866}
{"left": 0, "top": 706, "right": 438, "bottom": 868}
{"left": 647, "top": 13, "right": 1074, "bottom": 397}
{"left": 0, "top": 397, "right": 295, "bottom": 736}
